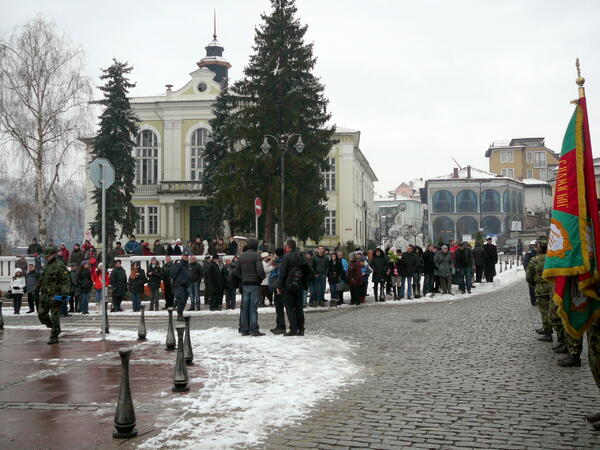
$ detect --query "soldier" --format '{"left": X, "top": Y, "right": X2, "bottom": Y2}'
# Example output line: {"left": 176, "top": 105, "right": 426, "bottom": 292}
{"left": 549, "top": 300, "right": 583, "bottom": 367}
{"left": 585, "top": 317, "right": 600, "bottom": 429}
{"left": 37, "top": 247, "right": 71, "bottom": 344}
{"left": 526, "top": 237, "right": 553, "bottom": 342}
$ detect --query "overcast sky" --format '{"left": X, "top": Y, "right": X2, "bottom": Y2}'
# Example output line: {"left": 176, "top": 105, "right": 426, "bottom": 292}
{"left": 2, "top": 0, "right": 600, "bottom": 195}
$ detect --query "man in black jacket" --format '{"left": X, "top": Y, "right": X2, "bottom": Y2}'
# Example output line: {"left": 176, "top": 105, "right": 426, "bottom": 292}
{"left": 472, "top": 242, "right": 486, "bottom": 283}
{"left": 162, "top": 256, "right": 174, "bottom": 309}
{"left": 422, "top": 245, "right": 436, "bottom": 296}
{"left": 189, "top": 255, "right": 203, "bottom": 311}
{"left": 401, "top": 245, "right": 418, "bottom": 299}
{"left": 275, "top": 239, "right": 307, "bottom": 336}
{"left": 483, "top": 237, "right": 498, "bottom": 282}
{"left": 109, "top": 260, "right": 127, "bottom": 312}
{"left": 232, "top": 238, "right": 266, "bottom": 336}
{"left": 207, "top": 255, "right": 224, "bottom": 311}
{"left": 455, "top": 241, "right": 474, "bottom": 294}
{"left": 171, "top": 252, "right": 191, "bottom": 320}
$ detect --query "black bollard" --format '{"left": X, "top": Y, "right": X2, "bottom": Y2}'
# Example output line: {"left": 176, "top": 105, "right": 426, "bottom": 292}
{"left": 113, "top": 347, "right": 137, "bottom": 439}
{"left": 138, "top": 304, "right": 147, "bottom": 341}
{"left": 172, "top": 323, "right": 189, "bottom": 392}
{"left": 104, "top": 300, "right": 110, "bottom": 334}
{"left": 183, "top": 315, "right": 193, "bottom": 365}
{"left": 165, "top": 307, "right": 176, "bottom": 351}
{"left": 0, "top": 301, "right": 4, "bottom": 330}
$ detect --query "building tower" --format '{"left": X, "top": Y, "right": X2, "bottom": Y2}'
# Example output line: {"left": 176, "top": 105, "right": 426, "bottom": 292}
{"left": 196, "top": 11, "right": 231, "bottom": 83}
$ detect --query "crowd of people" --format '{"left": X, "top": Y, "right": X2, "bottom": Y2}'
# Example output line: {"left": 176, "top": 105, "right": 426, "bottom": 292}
{"left": 4, "top": 235, "right": 505, "bottom": 343}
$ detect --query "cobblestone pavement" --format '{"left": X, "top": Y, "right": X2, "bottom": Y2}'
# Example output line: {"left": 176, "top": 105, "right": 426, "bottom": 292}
{"left": 4, "top": 278, "right": 600, "bottom": 449}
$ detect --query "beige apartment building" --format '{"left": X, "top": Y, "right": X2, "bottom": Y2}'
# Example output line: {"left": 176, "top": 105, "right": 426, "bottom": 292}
{"left": 485, "top": 137, "right": 559, "bottom": 181}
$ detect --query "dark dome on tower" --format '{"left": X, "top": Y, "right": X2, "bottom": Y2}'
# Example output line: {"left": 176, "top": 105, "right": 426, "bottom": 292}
{"left": 196, "top": 13, "right": 231, "bottom": 83}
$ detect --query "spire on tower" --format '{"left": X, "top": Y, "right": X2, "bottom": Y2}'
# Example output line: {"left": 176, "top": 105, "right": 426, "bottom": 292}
{"left": 196, "top": 11, "right": 231, "bottom": 83}
{"left": 213, "top": 9, "right": 217, "bottom": 41}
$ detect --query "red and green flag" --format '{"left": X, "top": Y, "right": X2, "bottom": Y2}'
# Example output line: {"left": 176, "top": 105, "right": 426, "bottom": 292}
{"left": 543, "top": 95, "right": 600, "bottom": 339}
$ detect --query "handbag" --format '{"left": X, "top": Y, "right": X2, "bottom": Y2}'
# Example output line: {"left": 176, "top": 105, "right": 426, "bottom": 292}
{"left": 6, "top": 289, "right": 12, "bottom": 300}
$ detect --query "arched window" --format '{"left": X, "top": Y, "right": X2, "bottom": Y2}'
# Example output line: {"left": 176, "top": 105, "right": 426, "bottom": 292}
{"left": 482, "top": 216, "right": 501, "bottom": 236}
{"left": 480, "top": 189, "right": 500, "bottom": 213}
{"left": 432, "top": 190, "right": 454, "bottom": 213}
{"left": 502, "top": 191, "right": 511, "bottom": 213}
{"left": 190, "top": 128, "right": 209, "bottom": 181}
{"left": 457, "top": 190, "right": 478, "bottom": 213}
{"left": 456, "top": 216, "right": 478, "bottom": 240}
{"left": 135, "top": 130, "right": 159, "bottom": 185}
{"left": 433, "top": 216, "right": 454, "bottom": 243}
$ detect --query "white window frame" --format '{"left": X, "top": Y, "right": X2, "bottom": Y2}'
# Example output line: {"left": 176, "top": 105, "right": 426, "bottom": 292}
{"left": 185, "top": 123, "right": 212, "bottom": 181}
{"left": 526, "top": 151, "right": 533, "bottom": 163}
{"left": 323, "top": 157, "right": 336, "bottom": 191}
{"left": 189, "top": 128, "right": 210, "bottom": 181}
{"left": 501, "top": 168, "right": 514, "bottom": 178}
{"left": 135, "top": 206, "right": 160, "bottom": 235}
{"left": 500, "top": 150, "right": 514, "bottom": 163}
{"left": 526, "top": 169, "right": 533, "bottom": 179}
{"left": 325, "top": 210, "right": 336, "bottom": 235}
{"left": 540, "top": 168, "right": 548, "bottom": 180}
{"left": 134, "top": 126, "right": 161, "bottom": 185}
{"left": 533, "top": 151, "right": 547, "bottom": 168}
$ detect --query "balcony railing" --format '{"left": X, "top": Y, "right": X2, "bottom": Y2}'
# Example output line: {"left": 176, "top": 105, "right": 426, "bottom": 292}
{"left": 158, "top": 181, "right": 203, "bottom": 194}
{"left": 134, "top": 185, "right": 158, "bottom": 196}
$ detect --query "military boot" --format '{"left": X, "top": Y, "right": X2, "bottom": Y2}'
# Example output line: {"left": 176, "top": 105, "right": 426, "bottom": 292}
{"left": 537, "top": 334, "right": 553, "bottom": 342}
{"left": 586, "top": 412, "right": 600, "bottom": 423}
{"left": 552, "top": 343, "right": 568, "bottom": 353}
{"left": 535, "top": 327, "right": 547, "bottom": 335}
{"left": 47, "top": 337, "right": 59, "bottom": 345}
{"left": 558, "top": 355, "right": 581, "bottom": 367}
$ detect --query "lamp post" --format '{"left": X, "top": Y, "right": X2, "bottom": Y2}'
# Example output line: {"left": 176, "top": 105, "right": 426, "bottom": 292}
{"left": 261, "top": 133, "right": 305, "bottom": 247}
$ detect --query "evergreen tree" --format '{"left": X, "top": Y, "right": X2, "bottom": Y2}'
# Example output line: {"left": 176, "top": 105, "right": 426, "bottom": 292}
{"left": 203, "top": 0, "right": 335, "bottom": 244}
{"left": 90, "top": 60, "right": 139, "bottom": 250}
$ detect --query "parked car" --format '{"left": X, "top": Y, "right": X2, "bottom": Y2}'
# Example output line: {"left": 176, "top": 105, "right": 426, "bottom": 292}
{"left": 502, "top": 238, "right": 518, "bottom": 254}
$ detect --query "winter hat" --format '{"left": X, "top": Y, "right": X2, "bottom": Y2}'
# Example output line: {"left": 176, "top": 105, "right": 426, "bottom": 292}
{"left": 261, "top": 252, "right": 269, "bottom": 258}
{"left": 81, "top": 260, "right": 89, "bottom": 266}
{"left": 442, "top": 245, "right": 448, "bottom": 250}
{"left": 14, "top": 268, "right": 22, "bottom": 274}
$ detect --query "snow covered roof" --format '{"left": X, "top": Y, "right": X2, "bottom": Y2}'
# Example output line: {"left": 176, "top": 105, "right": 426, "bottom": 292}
{"left": 335, "top": 126, "right": 359, "bottom": 134}
{"left": 433, "top": 166, "right": 500, "bottom": 180}
{"left": 521, "top": 178, "right": 551, "bottom": 186}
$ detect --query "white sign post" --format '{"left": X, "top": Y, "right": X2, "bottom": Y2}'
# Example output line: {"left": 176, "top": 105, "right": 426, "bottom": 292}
{"left": 89, "top": 158, "right": 115, "bottom": 340}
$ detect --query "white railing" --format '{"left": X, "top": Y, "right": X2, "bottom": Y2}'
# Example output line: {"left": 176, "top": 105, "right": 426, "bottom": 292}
{"left": 134, "top": 185, "right": 159, "bottom": 196}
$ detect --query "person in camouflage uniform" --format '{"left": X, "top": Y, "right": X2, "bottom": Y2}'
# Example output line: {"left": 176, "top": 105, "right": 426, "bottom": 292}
{"left": 549, "top": 300, "right": 583, "bottom": 367}
{"left": 586, "top": 318, "right": 600, "bottom": 429}
{"left": 526, "top": 238, "right": 553, "bottom": 341}
{"left": 36, "top": 247, "right": 71, "bottom": 344}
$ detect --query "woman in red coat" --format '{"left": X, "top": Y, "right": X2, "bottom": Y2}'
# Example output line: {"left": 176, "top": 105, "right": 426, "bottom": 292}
{"left": 347, "top": 252, "right": 364, "bottom": 306}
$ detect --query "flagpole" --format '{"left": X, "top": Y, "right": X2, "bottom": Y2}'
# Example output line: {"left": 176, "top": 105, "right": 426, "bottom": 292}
{"left": 576, "top": 58, "right": 586, "bottom": 99}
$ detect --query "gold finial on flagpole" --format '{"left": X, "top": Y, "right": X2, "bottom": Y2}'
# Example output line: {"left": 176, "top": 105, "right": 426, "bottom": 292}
{"left": 576, "top": 58, "right": 586, "bottom": 98}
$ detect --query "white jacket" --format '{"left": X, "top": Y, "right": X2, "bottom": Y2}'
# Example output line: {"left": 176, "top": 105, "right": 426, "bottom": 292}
{"left": 261, "top": 261, "right": 273, "bottom": 286}
{"left": 11, "top": 276, "right": 26, "bottom": 293}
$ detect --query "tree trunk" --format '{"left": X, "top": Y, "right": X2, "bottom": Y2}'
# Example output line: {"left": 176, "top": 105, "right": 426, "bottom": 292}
{"left": 36, "top": 149, "right": 47, "bottom": 245}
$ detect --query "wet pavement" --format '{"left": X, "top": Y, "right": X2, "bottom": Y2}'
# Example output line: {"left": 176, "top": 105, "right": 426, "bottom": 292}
{"left": 0, "top": 328, "right": 205, "bottom": 449}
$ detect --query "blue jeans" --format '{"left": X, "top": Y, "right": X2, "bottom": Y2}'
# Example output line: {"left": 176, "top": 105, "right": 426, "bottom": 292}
{"left": 458, "top": 267, "right": 473, "bottom": 292}
{"left": 400, "top": 276, "right": 412, "bottom": 298}
{"left": 132, "top": 292, "right": 141, "bottom": 312}
{"left": 329, "top": 280, "right": 338, "bottom": 301}
{"left": 80, "top": 291, "right": 90, "bottom": 314}
{"left": 313, "top": 275, "right": 326, "bottom": 304}
{"left": 95, "top": 289, "right": 102, "bottom": 305}
{"left": 302, "top": 289, "right": 308, "bottom": 307}
{"left": 423, "top": 274, "right": 434, "bottom": 295}
{"left": 190, "top": 281, "right": 200, "bottom": 309}
{"left": 240, "top": 285, "right": 260, "bottom": 334}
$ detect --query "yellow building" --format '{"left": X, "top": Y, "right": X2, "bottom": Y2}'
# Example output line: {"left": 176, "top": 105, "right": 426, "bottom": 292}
{"left": 485, "top": 137, "right": 559, "bottom": 181}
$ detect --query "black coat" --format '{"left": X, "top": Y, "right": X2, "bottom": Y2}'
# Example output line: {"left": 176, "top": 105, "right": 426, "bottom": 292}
{"left": 455, "top": 247, "right": 474, "bottom": 269}
{"left": 110, "top": 266, "right": 128, "bottom": 296}
{"left": 77, "top": 267, "right": 93, "bottom": 292}
{"left": 189, "top": 262, "right": 203, "bottom": 283}
{"left": 473, "top": 246, "right": 486, "bottom": 266}
{"left": 483, "top": 243, "right": 498, "bottom": 265}
{"left": 327, "top": 259, "right": 347, "bottom": 284}
{"left": 207, "top": 261, "right": 224, "bottom": 292}
{"left": 423, "top": 250, "right": 436, "bottom": 275}
{"left": 147, "top": 264, "right": 162, "bottom": 289}
{"left": 370, "top": 253, "right": 388, "bottom": 282}
{"left": 128, "top": 268, "right": 147, "bottom": 294}
{"left": 401, "top": 251, "right": 419, "bottom": 274}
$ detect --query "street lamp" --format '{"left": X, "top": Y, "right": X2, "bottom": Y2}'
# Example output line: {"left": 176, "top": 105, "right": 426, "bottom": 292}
{"left": 261, "top": 133, "right": 304, "bottom": 247}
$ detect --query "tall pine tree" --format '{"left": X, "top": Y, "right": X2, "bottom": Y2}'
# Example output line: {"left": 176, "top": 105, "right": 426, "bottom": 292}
{"left": 203, "top": 0, "right": 335, "bottom": 244}
{"left": 90, "top": 60, "right": 139, "bottom": 250}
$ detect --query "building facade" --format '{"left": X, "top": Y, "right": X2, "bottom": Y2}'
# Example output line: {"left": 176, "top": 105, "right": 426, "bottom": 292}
{"left": 424, "top": 166, "right": 526, "bottom": 243}
{"left": 486, "top": 137, "right": 559, "bottom": 181}
{"left": 84, "top": 35, "right": 378, "bottom": 248}
{"left": 314, "top": 127, "right": 378, "bottom": 249}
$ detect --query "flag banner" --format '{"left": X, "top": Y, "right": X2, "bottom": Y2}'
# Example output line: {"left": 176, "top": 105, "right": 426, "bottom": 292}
{"left": 543, "top": 97, "right": 600, "bottom": 338}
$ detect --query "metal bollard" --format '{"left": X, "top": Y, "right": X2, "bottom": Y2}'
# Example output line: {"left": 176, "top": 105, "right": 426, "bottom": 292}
{"left": 165, "top": 307, "right": 176, "bottom": 351}
{"left": 0, "top": 301, "right": 4, "bottom": 330}
{"left": 104, "top": 300, "right": 110, "bottom": 334}
{"left": 113, "top": 347, "right": 137, "bottom": 439}
{"left": 172, "top": 323, "right": 190, "bottom": 392}
{"left": 138, "top": 305, "right": 147, "bottom": 341}
{"left": 183, "top": 315, "right": 193, "bottom": 365}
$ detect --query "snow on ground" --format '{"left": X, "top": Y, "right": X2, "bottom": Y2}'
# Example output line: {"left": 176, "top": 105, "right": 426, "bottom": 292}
{"left": 101, "top": 328, "right": 361, "bottom": 449}
{"left": 0, "top": 266, "right": 526, "bottom": 317}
